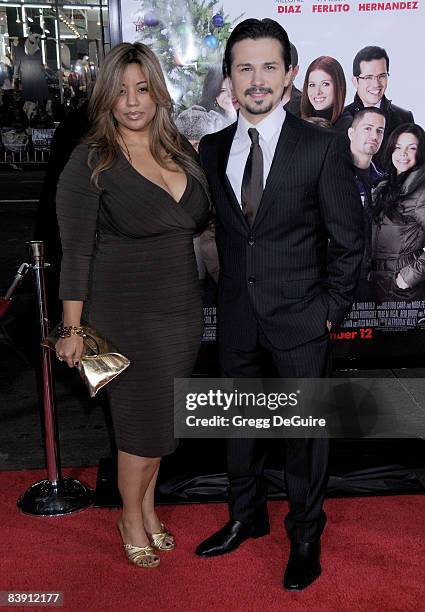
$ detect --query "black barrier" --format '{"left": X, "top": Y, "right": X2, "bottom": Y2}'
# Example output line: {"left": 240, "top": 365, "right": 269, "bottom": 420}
{"left": 94, "top": 438, "right": 425, "bottom": 507}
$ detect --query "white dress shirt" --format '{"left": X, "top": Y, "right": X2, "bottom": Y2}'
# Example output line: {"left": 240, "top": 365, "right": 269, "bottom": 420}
{"left": 226, "top": 104, "right": 286, "bottom": 206}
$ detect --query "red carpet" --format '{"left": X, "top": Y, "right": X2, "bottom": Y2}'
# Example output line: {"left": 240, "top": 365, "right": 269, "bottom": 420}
{"left": 1, "top": 467, "right": 424, "bottom": 611}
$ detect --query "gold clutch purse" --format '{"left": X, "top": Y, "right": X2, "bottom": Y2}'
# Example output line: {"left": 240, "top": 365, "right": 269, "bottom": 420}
{"left": 42, "top": 324, "right": 131, "bottom": 397}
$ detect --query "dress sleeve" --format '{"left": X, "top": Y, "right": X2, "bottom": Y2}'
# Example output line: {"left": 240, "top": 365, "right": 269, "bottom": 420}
{"left": 56, "top": 143, "right": 101, "bottom": 301}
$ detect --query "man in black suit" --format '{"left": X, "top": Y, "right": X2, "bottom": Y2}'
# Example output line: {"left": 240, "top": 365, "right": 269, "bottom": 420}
{"left": 339, "top": 46, "right": 414, "bottom": 167}
{"left": 195, "top": 18, "right": 364, "bottom": 591}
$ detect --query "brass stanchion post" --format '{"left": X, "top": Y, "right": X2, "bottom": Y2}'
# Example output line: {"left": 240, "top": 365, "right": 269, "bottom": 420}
{"left": 17, "top": 241, "right": 93, "bottom": 515}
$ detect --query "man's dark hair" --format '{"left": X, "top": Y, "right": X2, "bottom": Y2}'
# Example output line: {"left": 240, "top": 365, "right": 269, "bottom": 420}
{"left": 223, "top": 18, "right": 291, "bottom": 76}
{"left": 289, "top": 42, "right": 298, "bottom": 68}
{"left": 353, "top": 46, "right": 389, "bottom": 77}
{"left": 351, "top": 107, "right": 386, "bottom": 129}
{"left": 29, "top": 23, "right": 43, "bottom": 36}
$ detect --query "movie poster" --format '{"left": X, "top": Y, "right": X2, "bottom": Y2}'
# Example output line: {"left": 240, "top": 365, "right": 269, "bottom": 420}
{"left": 119, "top": 0, "right": 425, "bottom": 358}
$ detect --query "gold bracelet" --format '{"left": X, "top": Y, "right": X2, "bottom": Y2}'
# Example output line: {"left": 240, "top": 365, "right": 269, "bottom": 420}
{"left": 58, "top": 325, "right": 85, "bottom": 339}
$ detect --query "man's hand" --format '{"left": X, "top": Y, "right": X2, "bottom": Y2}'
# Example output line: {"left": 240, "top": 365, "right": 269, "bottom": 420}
{"left": 326, "top": 320, "right": 332, "bottom": 332}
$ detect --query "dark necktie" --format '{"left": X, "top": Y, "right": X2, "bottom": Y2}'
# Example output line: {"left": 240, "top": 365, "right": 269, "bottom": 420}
{"left": 241, "top": 127, "right": 263, "bottom": 226}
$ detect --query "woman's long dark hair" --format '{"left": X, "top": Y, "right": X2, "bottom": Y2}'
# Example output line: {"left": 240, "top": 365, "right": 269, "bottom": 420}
{"left": 199, "top": 65, "right": 226, "bottom": 114}
{"left": 373, "top": 123, "right": 425, "bottom": 223}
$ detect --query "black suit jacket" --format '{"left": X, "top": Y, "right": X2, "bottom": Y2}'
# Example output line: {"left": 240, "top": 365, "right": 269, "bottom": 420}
{"left": 199, "top": 111, "right": 364, "bottom": 351}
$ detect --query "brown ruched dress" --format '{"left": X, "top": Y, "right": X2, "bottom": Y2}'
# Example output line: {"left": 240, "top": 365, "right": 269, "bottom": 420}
{"left": 56, "top": 144, "right": 209, "bottom": 457}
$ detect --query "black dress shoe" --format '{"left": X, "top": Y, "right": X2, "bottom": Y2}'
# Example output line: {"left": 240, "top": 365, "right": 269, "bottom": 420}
{"left": 195, "top": 519, "right": 270, "bottom": 557}
{"left": 283, "top": 541, "right": 321, "bottom": 591}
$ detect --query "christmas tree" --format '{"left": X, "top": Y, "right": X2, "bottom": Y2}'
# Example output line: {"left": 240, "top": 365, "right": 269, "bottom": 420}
{"left": 131, "top": 0, "right": 242, "bottom": 109}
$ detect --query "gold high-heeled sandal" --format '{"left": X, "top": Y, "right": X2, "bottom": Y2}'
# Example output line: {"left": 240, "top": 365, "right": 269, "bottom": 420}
{"left": 122, "top": 542, "right": 160, "bottom": 568}
{"left": 117, "top": 522, "right": 160, "bottom": 568}
{"left": 148, "top": 523, "right": 175, "bottom": 552}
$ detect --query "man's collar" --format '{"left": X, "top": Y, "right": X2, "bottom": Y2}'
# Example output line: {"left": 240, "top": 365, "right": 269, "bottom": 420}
{"left": 236, "top": 104, "right": 286, "bottom": 143}
{"left": 354, "top": 93, "right": 389, "bottom": 110}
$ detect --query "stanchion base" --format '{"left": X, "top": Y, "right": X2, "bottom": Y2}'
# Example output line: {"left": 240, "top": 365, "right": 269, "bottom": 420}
{"left": 17, "top": 477, "right": 94, "bottom": 516}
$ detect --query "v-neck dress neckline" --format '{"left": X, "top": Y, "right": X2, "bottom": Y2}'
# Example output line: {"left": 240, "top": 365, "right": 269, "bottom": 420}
{"left": 119, "top": 148, "right": 190, "bottom": 205}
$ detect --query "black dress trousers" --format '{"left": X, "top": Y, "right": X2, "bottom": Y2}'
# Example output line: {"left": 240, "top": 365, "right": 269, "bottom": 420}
{"left": 220, "top": 327, "right": 331, "bottom": 543}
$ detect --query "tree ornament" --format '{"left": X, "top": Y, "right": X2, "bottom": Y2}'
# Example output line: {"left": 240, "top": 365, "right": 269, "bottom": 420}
{"left": 212, "top": 14, "right": 224, "bottom": 28}
{"left": 176, "top": 21, "right": 189, "bottom": 35}
{"left": 144, "top": 11, "right": 159, "bottom": 27}
{"left": 203, "top": 33, "right": 218, "bottom": 49}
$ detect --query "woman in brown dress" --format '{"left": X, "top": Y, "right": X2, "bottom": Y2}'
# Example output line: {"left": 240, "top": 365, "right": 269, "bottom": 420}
{"left": 55, "top": 43, "right": 209, "bottom": 568}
